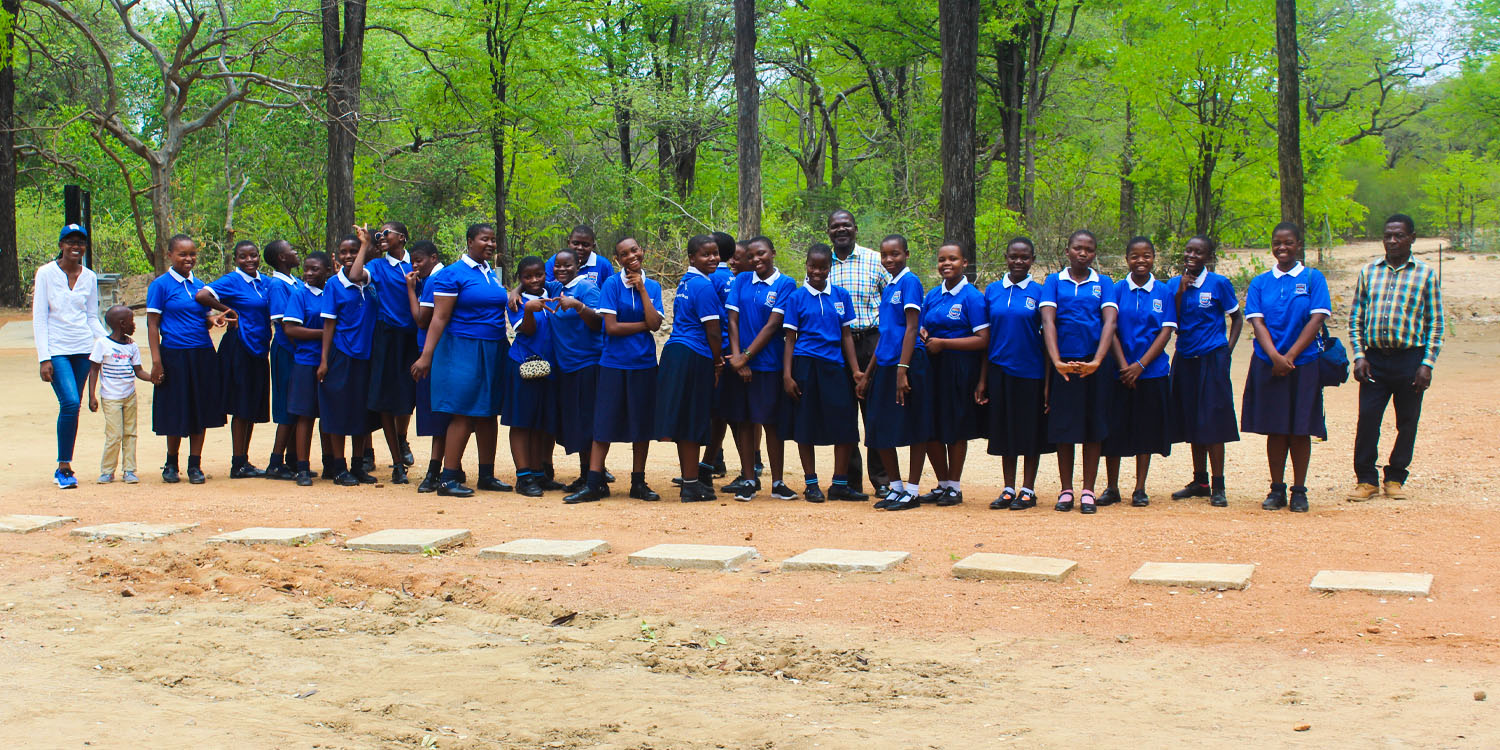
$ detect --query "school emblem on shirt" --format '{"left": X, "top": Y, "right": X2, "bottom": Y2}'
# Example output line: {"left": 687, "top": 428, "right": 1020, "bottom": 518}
{"left": 947, "top": 303, "right": 963, "bottom": 320}
{"left": 764, "top": 291, "right": 777, "bottom": 307}
{"left": 834, "top": 301, "right": 846, "bottom": 315}
{"left": 1025, "top": 297, "right": 1037, "bottom": 310}
{"left": 1295, "top": 283, "right": 1307, "bottom": 295}
{"left": 890, "top": 290, "right": 901, "bottom": 305}
{"left": 1152, "top": 298, "right": 1163, "bottom": 313}
{"left": 1198, "top": 291, "right": 1214, "bottom": 308}
{"left": 1091, "top": 286, "right": 1101, "bottom": 298}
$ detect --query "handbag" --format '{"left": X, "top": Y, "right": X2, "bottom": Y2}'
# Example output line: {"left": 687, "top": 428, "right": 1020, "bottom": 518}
{"left": 1316, "top": 323, "right": 1349, "bottom": 387}
{"left": 518, "top": 354, "right": 552, "bottom": 381}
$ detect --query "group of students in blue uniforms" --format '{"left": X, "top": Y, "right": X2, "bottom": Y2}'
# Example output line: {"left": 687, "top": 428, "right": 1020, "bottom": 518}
{"left": 140, "top": 215, "right": 1334, "bottom": 513}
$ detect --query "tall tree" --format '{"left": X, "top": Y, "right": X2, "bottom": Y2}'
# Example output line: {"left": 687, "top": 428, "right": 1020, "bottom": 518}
{"left": 1275, "top": 0, "right": 1304, "bottom": 229}
{"left": 734, "top": 0, "right": 761, "bottom": 238}
{"left": 940, "top": 0, "right": 979, "bottom": 276}
{"left": 0, "top": 0, "right": 20, "bottom": 304}
{"left": 323, "top": 1, "right": 366, "bottom": 254}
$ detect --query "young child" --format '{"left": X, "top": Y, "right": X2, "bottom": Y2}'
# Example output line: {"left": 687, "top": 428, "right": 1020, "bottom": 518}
{"left": 146, "top": 234, "right": 227, "bottom": 484}
{"left": 1101, "top": 237, "right": 1177, "bottom": 508}
{"left": 505, "top": 255, "right": 560, "bottom": 496}
{"left": 546, "top": 248, "right": 604, "bottom": 493}
{"left": 318, "top": 231, "right": 379, "bottom": 486}
{"left": 263, "top": 239, "right": 301, "bottom": 479}
{"left": 976, "top": 237, "right": 1051, "bottom": 511}
{"left": 918, "top": 243, "right": 990, "bottom": 507}
{"left": 655, "top": 234, "right": 726, "bottom": 502}
{"left": 88, "top": 305, "right": 150, "bottom": 483}
{"left": 195, "top": 239, "right": 273, "bottom": 479}
{"left": 862, "top": 234, "right": 932, "bottom": 512}
{"left": 281, "top": 252, "right": 333, "bottom": 486}
{"left": 724, "top": 235, "right": 798, "bottom": 501}
{"left": 405, "top": 240, "right": 447, "bottom": 492}
{"left": 347, "top": 220, "right": 419, "bottom": 481}
{"left": 778, "top": 243, "right": 867, "bottom": 502}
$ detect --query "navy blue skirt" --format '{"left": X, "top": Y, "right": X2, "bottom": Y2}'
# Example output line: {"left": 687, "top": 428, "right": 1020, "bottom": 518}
{"left": 270, "top": 344, "right": 295, "bottom": 426}
{"left": 152, "top": 346, "right": 227, "bottom": 437}
{"left": 654, "top": 343, "right": 715, "bottom": 444}
{"left": 501, "top": 356, "right": 557, "bottom": 433}
{"left": 556, "top": 365, "right": 599, "bottom": 454}
{"left": 863, "top": 349, "right": 933, "bottom": 449}
{"left": 1170, "top": 346, "right": 1240, "bottom": 445}
{"left": 218, "top": 330, "right": 269, "bottom": 423}
{"left": 413, "top": 375, "right": 450, "bottom": 437}
{"left": 432, "top": 334, "right": 506, "bottom": 418}
{"left": 288, "top": 362, "right": 321, "bottom": 419}
{"left": 1241, "top": 356, "right": 1326, "bottom": 438}
{"left": 595, "top": 365, "right": 657, "bottom": 443}
{"left": 367, "top": 320, "right": 418, "bottom": 414}
{"left": 718, "top": 369, "right": 786, "bottom": 428}
{"left": 788, "top": 355, "right": 859, "bottom": 446}
{"left": 1103, "top": 375, "right": 1173, "bottom": 457}
{"left": 1046, "top": 368, "right": 1111, "bottom": 444}
{"left": 984, "top": 368, "right": 1052, "bottom": 457}
{"left": 928, "top": 349, "right": 983, "bottom": 444}
{"left": 318, "top": 348, "right": 372, "bottom": 436}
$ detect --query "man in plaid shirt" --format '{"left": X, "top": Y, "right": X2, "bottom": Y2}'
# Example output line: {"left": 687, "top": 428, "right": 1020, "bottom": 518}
{"left": 828, "top": 209, "right": 891, "bottom": 493}
{"left": 1346, "top": 213, "right": 1444, "bottom": 502}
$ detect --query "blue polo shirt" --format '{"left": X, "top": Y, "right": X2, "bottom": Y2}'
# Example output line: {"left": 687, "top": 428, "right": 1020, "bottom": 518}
{"left": 597, "top": 273, "right": 664, "bottom": 370}
{"left": 366, "top": 252, "right": 416, "bottom": 329}
{"left": 1165, "top": 271, "right": 1239, "bottom": 358}
{"left": 428, "top": 255, "right": 507, "bottom": 340}
{"left": 414, "top": 262, "right": 443, "bottom": 350}
{"left": 507, "top": 291, "right": 556, "bottom": 364}
{"left": 920, "top": 277, "right": 989, "bottom": 341}
{"left": 711, "top": 263, "right": 735, "bottom": 348}
{"left": 280, "top": 283, "right": 326, "bottom": 366}
{"left": 268, "top": 272, "right": 301, "bottom": 355}
{"left": 207, "top": 269, "right": 272, "bottom": 356}
{"left": 873, "top": 268, "right": 925, "bottom": 366}
{"left": 984, "top": 275, "right": 1046, "bottom": 379}
{"left": 321, "top": 269, "right": 378, "bottom": 360}
{"left": 1113, "top": 274, "right": 1178, "bottom": 379}
{"left": 545, "top": 252, "right": 615, "bottom": 287}
{"left": 666, "top": 268, "right": 722, "bottom": 358}
{"left": 146, "top": 269, "right": 212, "bottom": 349}
{"left": 1244, "top": 262, "right": 1332, "bottom": 366}
{"left": 551, "top": 277, "right": 603, "bottom": 373}
{"left": 1040, "top": 268, "right": 1116, "bottom": 360}
{"left": 727, "top": 269, "right": 797, "bottom": 373}
{"left": 776, "top": 283, "right": 855, "bottom": 364}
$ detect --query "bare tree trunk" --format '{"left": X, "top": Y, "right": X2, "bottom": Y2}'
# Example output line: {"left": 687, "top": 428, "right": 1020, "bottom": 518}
{"left": 996, "top": 37, "right": 1024, "bottom": 214}
{"left": 491, "top": 125, "right": 509, "bottom": 280}
{"left": 322, "top": 0, "right": 367, "bottom": 254}
{"left": 1120, "top": 99, "right": 1137, "bottom": 238}
{"left": 149, "top": 161, "right": 175, "bottom": 274}
{"left": 734, "top": 0, "right": 761, "bottom": 238}
{"left": 1275, "top": 0, "right": 1305, "bottom": 230}
{"left": 1191, "top": 133, "right": 1218, "bottom": 237}
{"left": 940, "top": 0, "right": 978, "bottom": 279}
{"left": 0, "top": 0, "right": 21, "bottom": 305}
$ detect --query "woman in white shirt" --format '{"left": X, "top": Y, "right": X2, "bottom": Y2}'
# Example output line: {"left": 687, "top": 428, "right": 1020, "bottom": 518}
{"left": 33, "top": 224, "right": 107, "bottom": 489}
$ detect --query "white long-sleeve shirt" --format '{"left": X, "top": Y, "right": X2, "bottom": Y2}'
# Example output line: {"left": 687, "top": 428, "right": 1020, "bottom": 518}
{"left": 32, "top": 260, "right": 107, "bottom": 361}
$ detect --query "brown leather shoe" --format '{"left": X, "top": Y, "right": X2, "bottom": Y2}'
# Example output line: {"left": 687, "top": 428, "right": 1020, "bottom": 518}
{"left": 1382, "top": 481, "right": 1408, "bottom": 500}
{"left": 1346, "top": 483, "right": 1379, "bottom": 502}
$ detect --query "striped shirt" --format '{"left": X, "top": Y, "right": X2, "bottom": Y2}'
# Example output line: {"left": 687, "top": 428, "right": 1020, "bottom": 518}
{"left": 829, "top": 244, "right": 889, "bottom": 329}
{"left": 1348, "top": 256, "right": 1444, "bottom": 368}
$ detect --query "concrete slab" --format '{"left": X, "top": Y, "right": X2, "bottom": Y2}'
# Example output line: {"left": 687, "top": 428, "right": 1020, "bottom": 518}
{"left": 1310, "top": 570, "right": 1433, "bottom": 596}
{"left": 345, "top": 528, "right": 470, "bottom": 554}
{"left": 1130, "top": 561, "right": 1255, "bottom": 590}
{"left": 952, "top": 552, "right": 1077, "bottom": 582}
{"left": 207, "top": 527, "right": 332, "bottom": 546}
{"left": 781, "top": 548, "right": 908, "bottom": 573}
{"left": 478, "top": 538, "right": 609, "bottom": 562}
{"left": 0, "top": 514, "right": 78, "bottom": 534}
{"left": 628, "top": 543, "right": 758, "bottom": 571}
{"left": 70, "top": 522, "right": 198, "bottom": 542}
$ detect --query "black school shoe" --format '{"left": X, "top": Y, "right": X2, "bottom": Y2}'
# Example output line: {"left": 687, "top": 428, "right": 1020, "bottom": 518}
{"left": 884, "top": 492, "right": 920, "bottom": 511}
{"left": 477, "top": 476, "right": 513, "bottom": 492}
{"left": 722, "top": 477, "right": 758, "bottom": 494}
{"left": 629, "top": 482, "right": 661, "bottom": 502}
{"left": 804, "top": 485, "right": 826, "bottom": 503}
{"left": 934, "top": 488, "right": 963, "bottom": 507}
{"left": 162, "top": 465, "right": 180, "bottom": 484}
{"left": 564, "top": 485, "right": 608, "bottom": 504}
{"left": 230, "top": 464, "right": 265, "bottom": 479}
{"left": 915, "top": 488, "right": 945, "bottom": 505}
{"left": 400, "top": 441, "right": 415, "bottom": 467}
{"left": 264, "top": 464, "right": 297, "bottom": 481}
{"left": 1131, "top": 489, "right": 1150, "bottom": 507}
{"left": 295, "top": 471, "right": 314, "bottom": 487}
{"left": 564, "top": 477, "right": 588, "bottom": 494}
{"left": 828, "top": 484, "right": 868, "bottom": 502}
{"left": 360, "top": 455, "right": 377, "bottom": 473}
{"left": 990, "top": 489, "right": 1016, "bottom": 510}
{"left": 1171, "top": 481, "right": 1211, "bottom": 500}
{"left": 769, "top": 482, "right": 798, "bottom": 501}
{"left": 710, "top": 459, "right": 728, "bottom": 478}
{"left": 537, "top": 476, "right": 567, "bottom": 492}
{"left": 187, "top": 467, "right": 207, "bottom": 484}
{"left": 680, "top": 480, "right": 716, "bottom": 503}
{"left": 515, "top": 476, "right": 544, "bottom": 497}
{"left": 1210, "top": 489, "right": 1228, "bottom": 507}
{"left": 1262, "top": 484, "right": 1288, "bottom": 510}
{"left": 391, "top": 465, "right": 409, "bottom": 485}
{"left": 603, "top": 469, "right": 616, "bottom": 484}
{"left": 417, "top": 472, "right": 439, "bottom": 493}
{"left": 351, "top": 468, "right": 378, "bottom": 485}
{"left": 1289, "top": 486, "right": 1309, "bottom": 513}
{"left": 333, "top": 471, "right": 360, "bottom": 487}
{"left": 438, "top": 478, "right": 475, "bottom": 498}
{"left": 1009, "top": 489, "right": 1038, "bottom": 510}
{"left": 1096, "top": 488, "right": 1122, "bottom": 506}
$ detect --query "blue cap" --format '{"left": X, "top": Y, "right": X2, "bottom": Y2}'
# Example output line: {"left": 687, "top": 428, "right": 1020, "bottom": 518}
{"left": 59, "top": 224, "right": 89, "bottom": 241}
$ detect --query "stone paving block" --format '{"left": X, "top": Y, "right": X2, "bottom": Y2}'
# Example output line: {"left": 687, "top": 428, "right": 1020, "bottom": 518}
{"left": 478, "top": 538, "right": 610, "bottom": 562}
{"left": 1130, "top": 561, "right": 1255, "bottom": 590}
{"left": 952, "top": 552, "right": 1077, "bottom": 582}
{"left": 207, "top": 527, "right": 332, "bottom": 546}
{"left": 70, "top": 522, "right": 198, "bottom": 542}
{"left": 0, "top": 514, "right": 78, "bottom": 534}
{"left": 1310, "top": 570, "right": 1433, "bottom": 596}
{"left": 781, "top": 548, "right": 908, "bottom": 573}
{"left": 346, "top": 528, "right": 470, "bottom": 554}
{"left": 628, "top": 543, "right": 758, "bottom": 571}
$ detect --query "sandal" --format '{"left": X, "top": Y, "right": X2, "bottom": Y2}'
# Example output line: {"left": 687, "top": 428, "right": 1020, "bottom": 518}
{"left": 1054, "top": 489, "right": 1075, "bottom": 512}
{"left": 1079, "top": 489, "right": 1097, "bottom": 515}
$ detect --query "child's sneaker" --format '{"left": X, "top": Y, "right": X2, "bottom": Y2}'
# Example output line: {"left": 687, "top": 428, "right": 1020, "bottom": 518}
{"left": 54, "top": 469, "right": 78, "bottom": 490}
{"left": 97, "top": 473, "right": 114, "bottom": 484}
{"left": 122, "top": 471, "right": 140, "bottom": 484}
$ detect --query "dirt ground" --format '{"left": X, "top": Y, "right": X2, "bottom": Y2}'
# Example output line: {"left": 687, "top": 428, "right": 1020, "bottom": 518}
{"left": 1, "top": 240, "right": 1497, "bottom": 748}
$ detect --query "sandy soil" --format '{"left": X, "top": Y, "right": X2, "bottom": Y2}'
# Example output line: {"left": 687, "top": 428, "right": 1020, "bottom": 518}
{"left": 1, "top": 240, "right": 1497, "bottom": 748}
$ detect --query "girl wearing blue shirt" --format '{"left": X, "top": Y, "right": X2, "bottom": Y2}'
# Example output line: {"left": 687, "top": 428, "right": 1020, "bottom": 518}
{"left": 701, "top": 232, "right": 742, "bottom": 483}
{"left": 723, "top": 236, "right": 799, "bottom": 502}
{"left": 547, "top": 249, "right": 605, "bottom": 494}
{"left": 1242, "top": 222, "right": 1332, "bottom": 513}
{"left": 565, "top": 236, "right": 664, "bottom": 504}
{"left": 316, "top": 233, "right": 379, "bottom": 486}
{"left": 976, "top": 237, "right": 1051, "bottom": 511}
{"left": 281, "top": 252, "right": 333, "bottom": 486}
{"left": 862, "top": 235, "right": 932, "bottom": 512}
{"left": 1101, "top": 237, "right": 1177, "bottom": 509}
{"left": 404, "top": 241, "right": 447, "bottom": 493}
{"left": 1166, "top": 236, "right": 1243, "bottom": 508}
{"left": 412, "top": 223, "right": 512, "bottom": 498}
{"left": 195, "top": 241, "right": 273, "bottom": 479}
{"left": 918, "top": 244, "right": 990, "bottom": 508}
{"left": 654, "top": 234, "right": 726, "bottom": 503}
{"left": 146, "top": 234, "right": 227, "bottom": 484}
{"left": 505, "top": 255, "right": 561, "bottom": 497}
{"left": 262, "top": 239, "right": 301, "bottom": 480}
{"left": 347, "top": 220, "right": 419, "bottom": 483}
{"left": 1039, "top": 229, "right": 1117, "bottom": 514}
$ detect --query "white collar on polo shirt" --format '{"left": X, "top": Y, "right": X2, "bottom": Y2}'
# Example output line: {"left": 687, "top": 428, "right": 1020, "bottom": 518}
{"left": 234, "top": 268, "right": 261, "bottom": 284}
{"left": 890, "top": 267, "right": 913, "bottom": 283}
{"left": 564, "top": 274, "right": 586, "bottom": 290}
{"left": 753, "top": 269, "right": 782, "bottom": 285}
{"left": 167, "top": 268, "right": 196, "bottom": 284}
{"left": 1271, "top": 262, "right": 1305, "bottom": 279}
{"left": 334, "top": 268, "right": 365, "bottom": 288}
{"left": 1060, "top": 268, "right": 1100, "bottom": 286}
{"left": 803, "top": 282, "right": 831, "bottom": 296}
{"left": 459, "top": 254, "right": 491, "bottom": 272}
{"left": 685, "top": 266, "right": 709, "bottom": 278}
{"left": 384, "top": 250, "right": 410, "bottom": 266}
{"left": 1187, "top": 270, "right": 1210, "bottom": 288}
{"left": 940, "top": 276, "right": 970, "bottom": 295}
{"left": 1125, "top": 274, "right": 1155, "bottom": 292}
{"left": 306, "top": 283, "right": 324, "bottom": 296}
{"left": 273, "top": 270, "right": 298, "bottom": 286}
{"left": 1002, "top": 274, "right": 1032, "bottom": 289}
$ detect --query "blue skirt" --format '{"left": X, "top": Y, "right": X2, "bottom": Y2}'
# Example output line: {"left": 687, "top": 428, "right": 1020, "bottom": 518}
{"left": 1170, "top": 346, "right": 1240, "bottom": 445}
{"left": 984, "top": 368, "right": 1052, "bottom": 457}
{"left": 270, "top": 344, "right": 295, "bottom": 426}
{"left": 288, "top": 362, "right": 321, "bottom": 418}
{"left": 863, "top": 349, "right": 933, "bottom": 449}
{"left": 501, "top": 356, "right": 557, "bottom": 432}
{"left": 1103, "top": 374, "right": 1173, "bottom": 457}
{"left": 152, "top": 346, "right": 226, "bottom": 437}
{"left": 788, "top": 355, "right": 859, "bottom": 446}
{"left": 718, "top": 369, "right": 786, "bottom": 428}
{"left": 556, "top": 365, "right": 599, "bottom": 453}
{"left": 595, "top": 366, "right": 657, "bottom": 443}
{"left": 318, "top": 348, "right": 372, "bottom": 436}
{"left": 1241, "top": 356, "right": 1326, "bottom": 438}
{"left": 414, "top": 375, "right": 450, "bottom": 437}
{"left": 367, "top": 320, "right": 418, "bottom": 414}
{"left": 928, "top": 349, "right": 983, "bottom": 444}
{"left": 654, "top": 343, "right": 715, "bottom": 444}
{"left": 218, "top": 329, "right": 269, "bottom": 423}
{"left": 432, "top": 334, "right": 506, "bottom": 418}
{"left": 1046, "top": 367, "right": 1111, "bottom": 444}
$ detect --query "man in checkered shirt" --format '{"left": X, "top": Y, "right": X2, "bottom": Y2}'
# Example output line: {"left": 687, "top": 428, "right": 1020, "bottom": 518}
{"left": 827, "top": 209, "right": 891, "bottom": 493}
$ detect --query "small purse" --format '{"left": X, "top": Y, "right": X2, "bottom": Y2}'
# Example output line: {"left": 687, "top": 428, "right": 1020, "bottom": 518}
{"left": 1316, "top": 323, "right": 1349, "bottom": 388}
{"left": 519, "top": 354, "right": 552, "bottom": 380}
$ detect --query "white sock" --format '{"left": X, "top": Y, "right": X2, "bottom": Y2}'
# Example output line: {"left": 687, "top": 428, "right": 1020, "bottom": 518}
{"left": 890, "top": 480, "right": 906, "bottom": 493}
{"left": 939, "top": 480, "right": 956, "bottom": 490}
{"left": 1003, "top": 486, "right": 1015, "bottom": 496}
{"left": 908, "top": 485, "right": 922, "bottom": 498}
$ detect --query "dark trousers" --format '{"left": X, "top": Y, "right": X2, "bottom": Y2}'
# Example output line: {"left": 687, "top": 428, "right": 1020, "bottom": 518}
{"left": 1354, "top": 348, "right": 1426, "bottom": 486}
{"left": 850, "top": 328, "right": 889, "bottom": 491}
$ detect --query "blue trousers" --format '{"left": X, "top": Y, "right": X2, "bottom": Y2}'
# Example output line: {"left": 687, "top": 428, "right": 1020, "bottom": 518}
{"left": 49, "top": 353, "right": 92, "bottom": 463}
